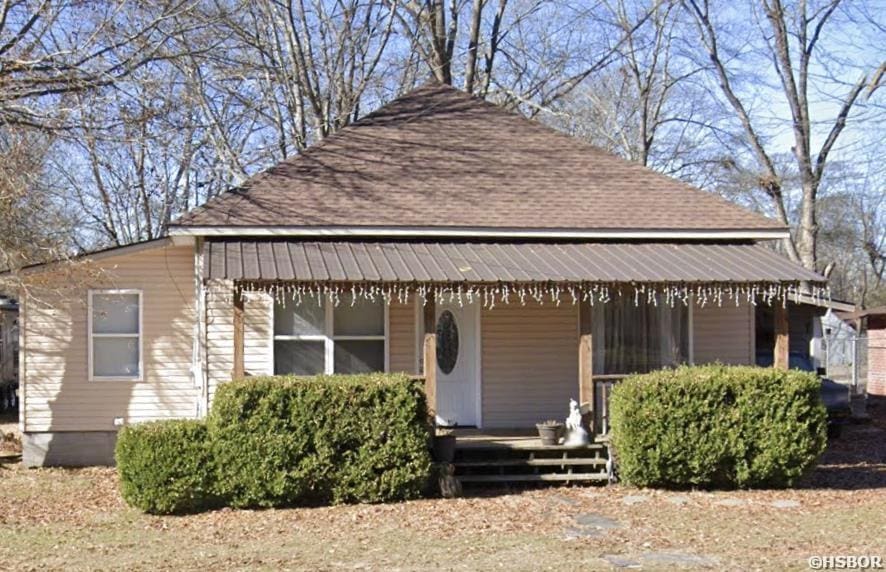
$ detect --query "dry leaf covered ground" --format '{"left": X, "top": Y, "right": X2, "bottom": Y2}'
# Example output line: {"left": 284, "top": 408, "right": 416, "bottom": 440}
{"left": 1, "top": 404, "right": 884, "bottom": 572}
{"left": 0, "top": 411, "right": 20, "bottom": 458}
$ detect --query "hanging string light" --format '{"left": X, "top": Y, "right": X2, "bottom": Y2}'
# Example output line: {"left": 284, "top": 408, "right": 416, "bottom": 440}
{"left": 211, "top": 279, "right": 829, "bottom": 310}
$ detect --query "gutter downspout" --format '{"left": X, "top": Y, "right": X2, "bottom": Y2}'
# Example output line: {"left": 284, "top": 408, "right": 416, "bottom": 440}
{"left": 193, "top": 237, "right": 209, "bottom": 418}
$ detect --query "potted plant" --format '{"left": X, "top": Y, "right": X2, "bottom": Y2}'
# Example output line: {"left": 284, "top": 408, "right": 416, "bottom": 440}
{"left": 432, "top": 426, "right": 457, "bottom": 463}
{"left": 536, "top": 419, "right": 564, "bottom": 446}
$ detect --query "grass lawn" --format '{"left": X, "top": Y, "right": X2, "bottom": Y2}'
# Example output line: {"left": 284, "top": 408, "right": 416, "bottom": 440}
{"left": 2, "top": 407, "right": 885, "bottom": 571}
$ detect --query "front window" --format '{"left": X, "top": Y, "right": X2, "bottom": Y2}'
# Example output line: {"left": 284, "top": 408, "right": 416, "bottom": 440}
{"left": 593, "top": 296, "right": 688, "bottom": 375}
{"left": 274, "top": 296, "right": 385, "bottom": 375}
{"left": 89, "top": 290, "right": 142, "bottom": 381}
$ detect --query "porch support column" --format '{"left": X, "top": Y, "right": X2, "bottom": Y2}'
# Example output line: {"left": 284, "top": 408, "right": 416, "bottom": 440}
{"left": 774, "top": 302, "right": 789, "bottom": 370}
{"left": 233, "top": 285, "right": 245, "bottom": 380}
{"left": 579, "top": 302, "right": 594, "bottom": 433}
{"left": 423, "top": 292, "right": 437, "bottom": 415}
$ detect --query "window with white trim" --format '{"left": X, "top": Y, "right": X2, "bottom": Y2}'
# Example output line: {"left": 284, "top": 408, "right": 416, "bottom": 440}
{"left": 273, "top": 296, "right": 386, "bottom": 375}
{"left": 89, "top": 290, "right": 142, "bottom": 381}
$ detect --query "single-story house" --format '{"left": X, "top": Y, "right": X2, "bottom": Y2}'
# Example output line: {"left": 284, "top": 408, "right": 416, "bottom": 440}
{"left": 13, "top": 83, "right": 827, "bottom": 466}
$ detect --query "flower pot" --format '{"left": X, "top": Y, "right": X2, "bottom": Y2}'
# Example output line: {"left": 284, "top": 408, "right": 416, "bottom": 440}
{"left": 536, "top": 423, "right": 564, "bottom": 446}
{"left": 432, "top": 434, "right": 457, "bottom": 462}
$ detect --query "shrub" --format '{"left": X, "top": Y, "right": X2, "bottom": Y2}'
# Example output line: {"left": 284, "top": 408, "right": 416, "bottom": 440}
{"left": 115, "top": 419, "right": 216, "bottom": 514}
{"left": 207, "top": 373, "right": 433, "bottom": 508}
{"left": 609, "top": 364, "right": 827, "bottom": 489}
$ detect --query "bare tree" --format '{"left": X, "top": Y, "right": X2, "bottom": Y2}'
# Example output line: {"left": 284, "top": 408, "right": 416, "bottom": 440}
{"left": 0, "top": 131, "right": 77, "bottom": 270}
{"left": 393, "top": 0, "right": 656, "bottom": 109}
{"left": 205, "top": 0, "right": 400, "bottom": 147}
{"left": 3, "top": 0, "right": 882, "bottom": 306}
{"left": 48, "top": 72, "right": 205, "bottom": 246}
{"left": 396, "top": 0, "right": 502, "bottom": 90}
{"left": 0, "top": 1, "right": 202, "bottom": 129}
{"left": 682, "top": 0, "right": 884, "bottom": 272}
{"left": 818, "top": 156, "right": 886, "bottom": 306}
{"left": 0, "top": 1, "right": 209, "bottom": 283}
{"left": 548, "top": 0, "right": 728, "bottom": 184}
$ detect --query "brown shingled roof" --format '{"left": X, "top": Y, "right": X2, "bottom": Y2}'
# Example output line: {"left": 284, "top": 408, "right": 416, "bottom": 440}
{"left": 172, "top": 82, "right": 784, "bottom": 233}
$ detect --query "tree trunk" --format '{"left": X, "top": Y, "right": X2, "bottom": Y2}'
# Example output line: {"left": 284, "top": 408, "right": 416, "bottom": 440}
{"left": 796, "top": 179, "right": 818, "bottom": 271}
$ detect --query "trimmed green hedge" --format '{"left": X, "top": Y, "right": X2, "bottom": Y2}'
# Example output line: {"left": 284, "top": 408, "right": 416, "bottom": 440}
{"left": 609, "top": 365, "right": 827, "bottom": 489}
{"left": 208, "top": 373, "right": 432, "bottom": 508}
{"left": 115, "top": 420, "right": 216, "bottom": 514}
{"left": 117, "top": 374, "right": 432, "bottom": 514}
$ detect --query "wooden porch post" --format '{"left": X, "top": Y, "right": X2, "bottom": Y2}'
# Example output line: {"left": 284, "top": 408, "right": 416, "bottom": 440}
{"left": 232, "top": 285, "right": 245, "bottom": 380}
{"left": 423, "top": 292, "right": 437, "bottom": 415}
{"left": 578, "top": 302, "right": 594, "bottom": 432}
{"left": 774, "top": 302, "right": 789, "bottom": 370}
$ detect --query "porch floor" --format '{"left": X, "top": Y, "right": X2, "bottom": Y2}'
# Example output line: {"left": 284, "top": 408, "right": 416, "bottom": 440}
{"left": 452, "top": 428, "right": 609, "bottom": 450}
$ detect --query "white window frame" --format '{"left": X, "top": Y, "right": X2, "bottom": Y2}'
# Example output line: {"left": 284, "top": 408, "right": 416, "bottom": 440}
{"left": 88, "top": 289, "right": 144, "bottom": 382}
{"left": 272, "top": 295, "right": 389, "bottom": 375}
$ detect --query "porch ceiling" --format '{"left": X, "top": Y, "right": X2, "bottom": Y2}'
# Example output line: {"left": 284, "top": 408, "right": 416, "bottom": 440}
{"left": 203, "top": 240, "right": 825, "bottom": 285}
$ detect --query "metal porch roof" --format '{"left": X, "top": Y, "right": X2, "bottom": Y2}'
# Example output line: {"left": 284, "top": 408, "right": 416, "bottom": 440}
{"left": 204, "top": 240, "right": 825, "bottom": 285}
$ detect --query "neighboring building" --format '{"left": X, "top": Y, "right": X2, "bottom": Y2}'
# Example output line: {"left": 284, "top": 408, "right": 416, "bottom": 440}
{"left": 836, "top": 307, "right": 886, "bottom": 397}
{"left": 11, "top": 83, "right": 827, "bottom": 466}
{"left": 868, "top": 309, "right": 886, "bottom": 397}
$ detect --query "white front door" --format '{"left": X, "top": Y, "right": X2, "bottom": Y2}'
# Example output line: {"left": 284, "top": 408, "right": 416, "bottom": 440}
{"left": 434, "top": 300, "right": 480, "bottom": 427}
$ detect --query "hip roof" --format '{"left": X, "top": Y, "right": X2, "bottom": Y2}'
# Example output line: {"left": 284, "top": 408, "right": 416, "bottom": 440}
{"left": 173, "top": 83, "right": 785, "bottom": 235}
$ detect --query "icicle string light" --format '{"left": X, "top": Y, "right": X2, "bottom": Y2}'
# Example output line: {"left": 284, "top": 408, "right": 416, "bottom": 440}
{"left": 212, "top": 280, "right": 830, "bottom": 310}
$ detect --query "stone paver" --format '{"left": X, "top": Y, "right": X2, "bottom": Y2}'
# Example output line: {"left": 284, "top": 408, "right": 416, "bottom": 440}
{"left": 604, "top": 551, "right": 720, "bottom": 569}
{"left": 770, "top": 499, "right": 800, "bottom": 509}
{"left": 575, "top": 513, "right": 620, "bottom": 529}
{"left": 550, "top": 494, "right": 579, "bottom": 506}
{"left": 563, "top": 526, "right": 603, "bottom": 540}
{"left": 602, "top": 554, "right": 642, "bottom": 568}
{"left": 640, "top": 551, "right": 720, "bottom": 568}
{"left": 564, "top": 512, "right": 621, "bottom": 540}
{"left": 714, "top": 497, "right": 746, "bottom": 507}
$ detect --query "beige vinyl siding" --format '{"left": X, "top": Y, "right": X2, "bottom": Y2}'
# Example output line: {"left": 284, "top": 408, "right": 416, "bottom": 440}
{"left": 692, "top": 302, "right": 755, "bottom": 365}
{"left": 482, "top": 301, "right": 578, "bottom": 428}
{"left": 22, "top": 244, "right": 198, "bottom": 432}
{"left": 205, "top": 279, "right": 234, "bottom": 403}
{"left": 244, "top": 291, "right": 273, "bottom": 376}
{"left": 388, "top": 300, "right": 416, "bottom": 373}
{"left": 206, "top": 284, "right": 272, "bottom": 405}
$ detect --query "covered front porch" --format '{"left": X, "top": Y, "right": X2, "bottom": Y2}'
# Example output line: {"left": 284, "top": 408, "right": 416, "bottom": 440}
{"left": 204, "top": 239, "right": 828, "bottom": 434}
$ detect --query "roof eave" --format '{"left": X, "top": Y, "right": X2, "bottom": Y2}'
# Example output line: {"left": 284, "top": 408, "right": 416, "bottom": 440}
{"left": 168, "top": 224, "right": 790, "bottom": 241}
{"left": 0, "top": 236, "right": 183, "bottom": 278}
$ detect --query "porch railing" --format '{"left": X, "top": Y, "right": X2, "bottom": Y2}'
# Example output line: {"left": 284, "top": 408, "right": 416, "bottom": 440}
{"left": 593, "top": 374, "right": 626, "bottom": 436}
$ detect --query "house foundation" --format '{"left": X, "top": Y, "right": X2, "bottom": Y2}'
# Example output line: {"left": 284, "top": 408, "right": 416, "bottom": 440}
{"left": 22, "top": 431, "right": 117, "bottom": 467}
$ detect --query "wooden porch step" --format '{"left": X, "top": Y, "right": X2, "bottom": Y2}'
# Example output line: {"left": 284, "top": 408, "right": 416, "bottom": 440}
{"left": 455, "top": 458, "right": 607, "bottom": 468}
{"left": 455, "top": 441, "right": 608, "bottom": 452}
{"left": 458, "top": 473, "right": 608, "bottom": 483}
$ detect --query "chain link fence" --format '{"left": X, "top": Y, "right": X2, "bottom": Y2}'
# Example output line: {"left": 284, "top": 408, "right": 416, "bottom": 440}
{"left": 824, "top": 332, "right": 869, "bottom": 394}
